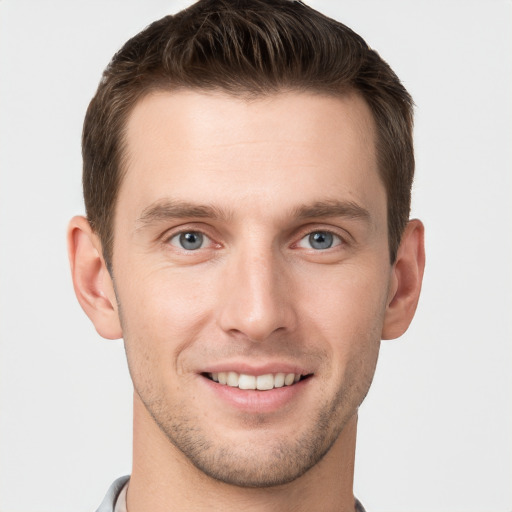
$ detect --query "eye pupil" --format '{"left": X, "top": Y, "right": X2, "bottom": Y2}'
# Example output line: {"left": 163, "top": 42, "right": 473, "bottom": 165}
{"left": 179, "top": 232, "right": 203, "bottom": 250}
{"left": 309, "top": 231, "right": 333, "bottom": 250}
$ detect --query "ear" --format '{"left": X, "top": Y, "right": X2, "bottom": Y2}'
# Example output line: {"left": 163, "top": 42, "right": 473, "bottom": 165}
{"left": 67, "top": 216, "right": 122, "bottom": 340}
{"left": 382, "top": 219, "right": 425, "bottom": 340}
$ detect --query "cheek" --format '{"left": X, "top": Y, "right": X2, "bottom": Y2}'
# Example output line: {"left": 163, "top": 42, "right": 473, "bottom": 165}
{"left": 115, "top": 264, "right": 217, "bottom": 386}
{"left": 118, "top": 260, "right": 215, "bottom": 328}
{"left": 297, "top": 262, "right": 390, "bottom": 360}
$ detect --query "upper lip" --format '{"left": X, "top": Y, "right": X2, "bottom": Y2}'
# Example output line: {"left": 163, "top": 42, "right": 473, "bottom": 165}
{"left": 200, "top": 361, "right": 312, "bottom": 376}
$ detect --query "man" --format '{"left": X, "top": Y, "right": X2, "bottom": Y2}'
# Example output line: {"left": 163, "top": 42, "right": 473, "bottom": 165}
{"left": 68, "top": 0, "right": 425, "bottom": 510}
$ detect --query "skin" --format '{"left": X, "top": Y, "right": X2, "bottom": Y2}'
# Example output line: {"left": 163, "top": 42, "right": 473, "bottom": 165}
{"left": 68, "top": 90, "right": 425, "bottom": 512}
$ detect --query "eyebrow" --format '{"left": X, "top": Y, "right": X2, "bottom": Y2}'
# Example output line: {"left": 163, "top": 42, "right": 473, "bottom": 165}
{"left": 292, "top": 199, "right": 371, "bottom": 222}
{"left": 135, "top": 197, "right": 371, "bottom": 230}
{"left": 136, "top": 199, "right": 230, "bottom": 229}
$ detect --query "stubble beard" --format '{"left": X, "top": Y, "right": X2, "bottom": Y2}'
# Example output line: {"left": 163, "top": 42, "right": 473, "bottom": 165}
{"left": 136, "top": 361, "right": 375, "bottom": 489}
{"left": 118, "top": 293, "right": 382, "bottom": 489}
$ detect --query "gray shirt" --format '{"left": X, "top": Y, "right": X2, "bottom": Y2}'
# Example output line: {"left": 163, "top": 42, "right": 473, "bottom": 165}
{"left": 95, "top": 475, "right": 367, "bottom": 512}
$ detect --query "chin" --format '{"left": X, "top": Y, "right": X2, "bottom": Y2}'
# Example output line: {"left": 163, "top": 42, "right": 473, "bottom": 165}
{"left": 150, "top": 392, "right": 353, "bottom": 489}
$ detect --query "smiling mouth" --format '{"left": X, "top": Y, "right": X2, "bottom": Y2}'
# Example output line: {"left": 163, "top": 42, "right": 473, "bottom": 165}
{"left": 204, "top": 371, "right": 311, "bottom": 391}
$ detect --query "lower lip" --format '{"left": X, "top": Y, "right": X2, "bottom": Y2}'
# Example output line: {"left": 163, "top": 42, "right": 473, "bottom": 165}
{"left": 201, "top": 375, "right": 310, "bottom": 414}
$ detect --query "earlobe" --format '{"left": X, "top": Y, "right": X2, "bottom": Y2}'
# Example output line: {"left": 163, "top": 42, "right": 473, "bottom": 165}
{"left": 382, "top": 219, "right": 425, "bottom": 340}
{"left": 67, "top": 216, "right": 122, "bottom": 340}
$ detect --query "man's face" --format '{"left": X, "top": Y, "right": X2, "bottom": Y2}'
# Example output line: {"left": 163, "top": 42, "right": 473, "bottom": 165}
{"left": 112, "top": 90, "right": 393, "bottom": 486}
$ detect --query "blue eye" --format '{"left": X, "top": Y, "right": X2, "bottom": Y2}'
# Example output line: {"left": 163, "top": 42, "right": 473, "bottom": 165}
{"left": 169, "top": 231, "right": 207, "bottom": 250}
{"left": 298, "top": 231, "right": 341, "bottom": 250}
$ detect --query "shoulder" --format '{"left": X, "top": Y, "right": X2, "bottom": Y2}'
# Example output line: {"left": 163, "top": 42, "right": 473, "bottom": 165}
{"left": 355, "top": 498, "right": 368, "bottom": 512}
{"left": 95, "top": 476, "right": 130, "bottom": 512}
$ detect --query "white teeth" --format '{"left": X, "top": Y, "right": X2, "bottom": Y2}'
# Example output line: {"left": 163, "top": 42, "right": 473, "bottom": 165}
{"left": 208, "top": 371, "right": 304, "bottom": 390}
{"left": 238, "top": 374, "right": 256, "bottom": 390}
{"left": 284, "top": 373, "right": 295, "bottom": 386}
{"left": 227, "top": 371, "right": 238, "bottom": 387}
{"left": 274, "top": 373, "right": 285, "bottom": 388}
{"left": 256, "top": 374, "right": 274, "bottom": 390}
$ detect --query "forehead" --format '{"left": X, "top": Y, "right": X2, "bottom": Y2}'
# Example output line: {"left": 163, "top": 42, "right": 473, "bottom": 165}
{"left": 117, "top": 89, "right": 383, "bottom": 226}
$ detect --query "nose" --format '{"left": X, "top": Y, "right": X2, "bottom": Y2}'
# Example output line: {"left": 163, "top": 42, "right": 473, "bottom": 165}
{"left": 217, "top": 241, "right": 297, "bottom": 342}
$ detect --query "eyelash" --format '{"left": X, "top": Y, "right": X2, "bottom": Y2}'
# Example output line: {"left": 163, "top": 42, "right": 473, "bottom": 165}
{"left": 166, "top": 230, "right": 216, "bottom": 251}
{"left": 296, "top": 230, "right": 344, "bottom": 251}
{"left": 164, "top": 227, "right": 347, "bottom": 253}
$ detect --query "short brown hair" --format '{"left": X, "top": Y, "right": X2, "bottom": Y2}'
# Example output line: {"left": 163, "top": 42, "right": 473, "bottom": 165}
{"left": 83, "top": 0, "right": 414, "bottom": 267}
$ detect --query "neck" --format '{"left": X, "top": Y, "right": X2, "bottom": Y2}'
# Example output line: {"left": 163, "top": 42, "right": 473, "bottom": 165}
{"left": 128, "top": 394, "right": 358, "bottom": 512}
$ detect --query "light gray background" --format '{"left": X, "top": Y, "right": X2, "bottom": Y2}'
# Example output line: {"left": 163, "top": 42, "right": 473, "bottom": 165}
{"left": 1, "top": 1, "right": 511, "bottom": 511}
